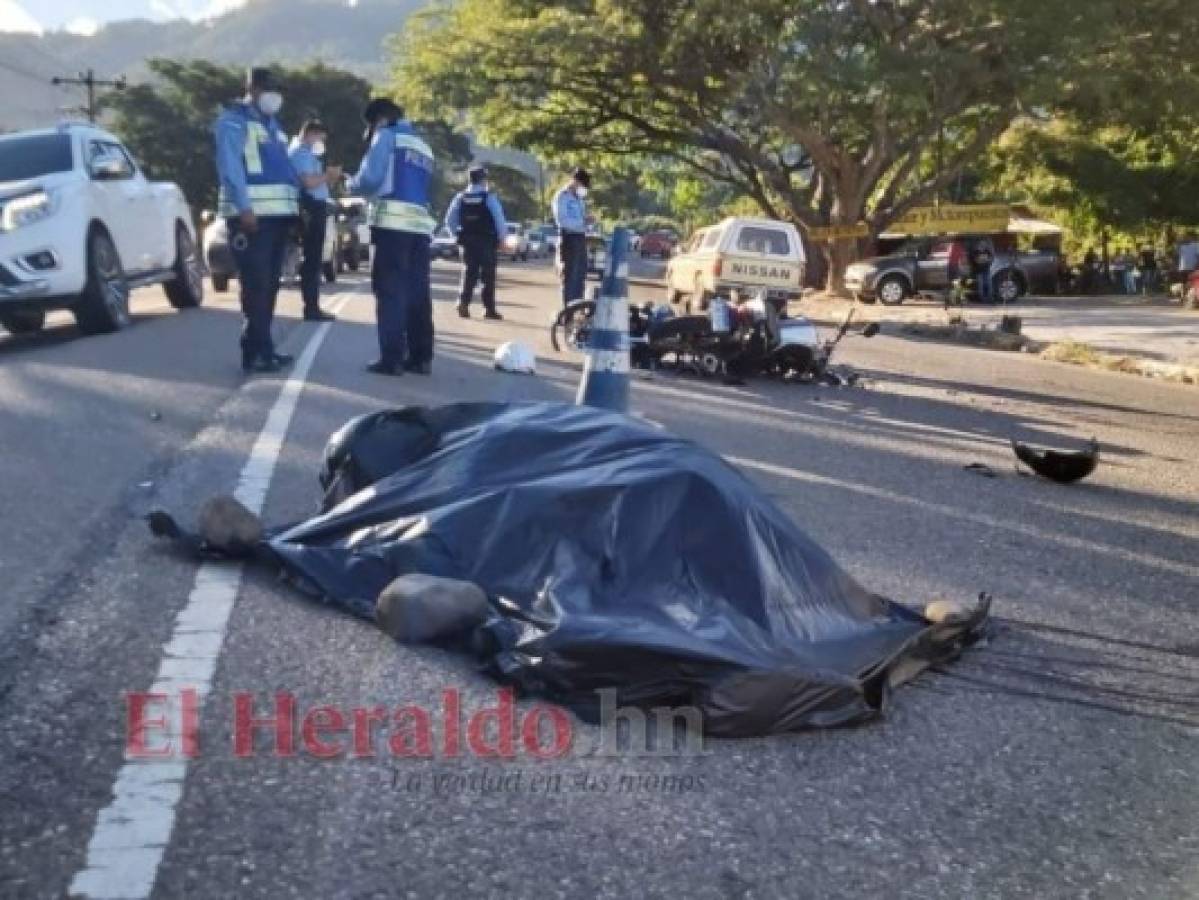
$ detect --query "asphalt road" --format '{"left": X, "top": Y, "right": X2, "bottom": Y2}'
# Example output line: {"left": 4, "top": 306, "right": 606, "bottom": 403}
{"left": 1, "top": 258, "right": 1197, "bottom": 899}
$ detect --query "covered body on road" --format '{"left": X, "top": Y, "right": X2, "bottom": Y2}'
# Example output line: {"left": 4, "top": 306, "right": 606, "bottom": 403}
{"left": 258, "top": 402, "right": 987, "bottom": 737}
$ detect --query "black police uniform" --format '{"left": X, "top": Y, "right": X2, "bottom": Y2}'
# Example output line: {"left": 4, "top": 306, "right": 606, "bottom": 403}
{"left": 456, "top": 191, "right": 499, "bottom": 315}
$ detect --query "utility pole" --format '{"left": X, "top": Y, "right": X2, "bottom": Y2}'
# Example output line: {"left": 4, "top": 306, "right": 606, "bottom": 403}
{"left": 51, "top": 69, "right": 126, "bottom": 123}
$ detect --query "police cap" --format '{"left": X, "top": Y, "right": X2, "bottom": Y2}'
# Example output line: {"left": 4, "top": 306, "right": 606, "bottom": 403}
{"left": 247, "top": 67, "right": 282, "bottom": 92}
{"left": 362, "top": 97, "right": 404, "bottom": 125}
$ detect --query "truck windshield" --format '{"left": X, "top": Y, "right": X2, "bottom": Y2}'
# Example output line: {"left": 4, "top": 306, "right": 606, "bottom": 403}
{"left": 0, "top": 134, "right": 73, "bottom": 182}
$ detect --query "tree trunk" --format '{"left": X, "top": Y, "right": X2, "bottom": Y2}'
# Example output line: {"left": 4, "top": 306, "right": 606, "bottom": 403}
{"left": 823, "top": 237, "right": 858, "bottom": 296}
{"left": 818, "top": 180, "right": 867, "bottom": 296}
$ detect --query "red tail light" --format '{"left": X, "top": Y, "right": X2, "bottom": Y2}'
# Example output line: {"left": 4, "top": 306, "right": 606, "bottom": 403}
{"left": 713, "top": 259, "right": 723, "bottom": 278}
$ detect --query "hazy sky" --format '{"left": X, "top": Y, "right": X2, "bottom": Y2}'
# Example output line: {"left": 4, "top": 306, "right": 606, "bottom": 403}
{"left": 0, "top": 0, "right": 249, "bottom": 35}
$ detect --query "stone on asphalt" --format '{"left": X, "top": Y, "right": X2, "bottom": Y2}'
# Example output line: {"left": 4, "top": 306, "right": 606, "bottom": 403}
{"left": 198, "top": 495, "right": 263, "bottom": 550}
{"left": 375, "top": 574, "right": 490, "bottom": 644}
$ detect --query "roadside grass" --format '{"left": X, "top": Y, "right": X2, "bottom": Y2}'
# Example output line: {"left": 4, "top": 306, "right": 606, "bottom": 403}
{"left": 1039, "top": 340, "right": 1198, "bottom": 384}
{"left": 896, "top": 321, "right": 1029, "bottom": 351}
{"left": 797, "top": 293, "right": 1198, "bottom": 387}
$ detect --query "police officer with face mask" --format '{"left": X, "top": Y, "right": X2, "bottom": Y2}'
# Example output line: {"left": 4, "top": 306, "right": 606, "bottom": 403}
{"left": 445, "top": 165, "right": 507, "bottom": 320}
{"left": 288, "top": 119, "right": 341, "bottom": 322}
{"left": 348, "top": 98, "right": 437, "bottom": 376}
{"left": 553, "top": 167, "right": 591, "bottom": 307}
{"left": 214, "top": 67, "right": 299, "bottom": 373}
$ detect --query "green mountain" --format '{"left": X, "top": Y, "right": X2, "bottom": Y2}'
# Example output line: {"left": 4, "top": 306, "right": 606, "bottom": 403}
{"left": 0, "top": 0, "right": 425, "bottom": 131}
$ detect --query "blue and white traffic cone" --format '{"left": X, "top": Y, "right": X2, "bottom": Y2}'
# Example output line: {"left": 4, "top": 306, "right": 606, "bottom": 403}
{"left": 576, "top": 227, "right": 630, "bottom": 412}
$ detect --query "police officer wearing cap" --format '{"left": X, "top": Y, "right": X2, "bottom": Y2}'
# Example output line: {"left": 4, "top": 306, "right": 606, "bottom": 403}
{"left": 214, "top": 67, "right": 299, "bottom": 373}
{"left": 445, "top": 165, "right": 507, "bottom": 320}
{"left": 348, "top": 98, "right": 437, "bottom": 376}
{"left": 553, "top": 167, "right": 591, "bottom": 307}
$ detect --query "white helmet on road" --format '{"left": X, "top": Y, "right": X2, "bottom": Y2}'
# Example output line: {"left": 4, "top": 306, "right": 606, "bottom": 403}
{"left": 494, "top": 341, "right": 537, "bottom": 375}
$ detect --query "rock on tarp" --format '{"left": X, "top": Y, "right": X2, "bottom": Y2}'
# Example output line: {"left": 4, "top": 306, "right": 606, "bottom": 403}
{"left": 264, "top": 402, "right": 988, "bottom": 737}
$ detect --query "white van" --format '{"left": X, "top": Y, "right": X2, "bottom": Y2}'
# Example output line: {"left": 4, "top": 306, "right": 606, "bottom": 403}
{"left": 666, "top": 217, "right": 805, "bottom": 308}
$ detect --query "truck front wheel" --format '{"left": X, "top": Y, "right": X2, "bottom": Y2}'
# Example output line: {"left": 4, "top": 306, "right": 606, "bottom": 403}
{"left": 74, "top": 228, "right": 131, "bottom": 334}
{"left": 164, "top": 225, "right": 204, "bottom": 309}
{"left": 876, "top": 275, "right": 909, "bottom": 306}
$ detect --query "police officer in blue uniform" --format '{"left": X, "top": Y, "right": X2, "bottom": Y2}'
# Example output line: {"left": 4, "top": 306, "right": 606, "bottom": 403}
{"left": 348, "top": 98, "right": 437, "bottom": 376}
{"left": 288, "top": 118, "right": 338, "bottom": 322}
{"left": 214, "top": 67, "right": 299, "bottom": 373}
{"left": 553, "top": 167, "right": 591, "bottom": 307}
{"left": 445, "top": 165, "right": 507, "bottom": 320}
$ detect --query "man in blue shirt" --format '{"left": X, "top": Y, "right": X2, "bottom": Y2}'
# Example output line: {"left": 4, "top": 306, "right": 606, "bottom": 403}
{"left": 552, "top": 167, "right": 591, "bottom": 307}
{"left": 288, "top": 119, "right": 340, "bottom": 322}
{"left": 445, "top": 166, "right": 507, "bottom": 320}
{"left": 348, "top": 98, "right": 437, "bottom": 376}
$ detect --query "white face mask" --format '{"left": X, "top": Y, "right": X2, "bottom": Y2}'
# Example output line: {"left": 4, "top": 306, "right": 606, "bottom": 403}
{"left": 311, "top": 140, "right": 326, "bottom": 157}
{"left": 257, "top": 91, "right": 283, "bottom": 117}
{"left": 576, "top": 186, "right": 589, "bottom": 199}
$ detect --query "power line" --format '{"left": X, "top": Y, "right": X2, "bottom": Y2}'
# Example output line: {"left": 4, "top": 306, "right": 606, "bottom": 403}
{"left": 50, "top": 69, "right": 126, "bottom": 123}
{"left": 0, "top": 58, "right": 52, "bottom": 84}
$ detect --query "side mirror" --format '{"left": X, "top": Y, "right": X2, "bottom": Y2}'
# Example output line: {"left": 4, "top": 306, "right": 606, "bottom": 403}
{"left": 200, "top": 210, "right": 215, "bottom": 225}
{"left": 91, "top": 155, "right": 129, "bottom": 180}
{"left": 862, "top": 322, "right": 881, "bottom": 338}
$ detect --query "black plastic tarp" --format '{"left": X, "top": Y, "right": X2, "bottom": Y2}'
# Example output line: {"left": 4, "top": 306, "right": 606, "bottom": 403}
{"left": 258, "top": 402, "right": 986, "bottom": 737}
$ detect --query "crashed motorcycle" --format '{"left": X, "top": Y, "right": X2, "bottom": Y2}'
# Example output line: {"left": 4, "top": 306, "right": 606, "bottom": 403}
{"left": 551, "top": 291, "right": 878, "bottom": 383}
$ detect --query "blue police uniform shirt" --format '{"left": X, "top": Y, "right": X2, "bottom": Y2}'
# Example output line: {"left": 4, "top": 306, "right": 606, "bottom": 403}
{"left": 349, "top": 121, "right": 431, "bottom": 204}
{"left": 214, "top": 101, "right": 298, "bottom": 215}
{"left": 288, "top": 139, "right": 330, "bottom": 202}
{"left": 553, "top": 184, "right": 587, "bottom": 234}
{"left": 349, "top": 120, "right": 435, "bottom": 234}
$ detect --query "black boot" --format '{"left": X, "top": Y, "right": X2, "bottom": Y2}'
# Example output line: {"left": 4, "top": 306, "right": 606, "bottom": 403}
{"left": 243, "top": 355, "right": 285, "bottom": 374}
{"left": 366, "top": 359, "right": 403, "bottom": 376}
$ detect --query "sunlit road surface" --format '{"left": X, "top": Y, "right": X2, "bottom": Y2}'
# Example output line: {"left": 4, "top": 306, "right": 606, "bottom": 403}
{"left": 1, "top": 258, "right": 1196, "bottom": 898}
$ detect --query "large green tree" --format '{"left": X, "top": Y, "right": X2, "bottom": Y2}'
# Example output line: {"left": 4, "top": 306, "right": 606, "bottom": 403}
{"left": 482, "top": 164, "right": 541, "bottom": 223}
{"left": 393, "top": 0, "right": 1199, "bottom": 291}
{"left": 983, "top": 119, "right": 1199, "bottom": 254}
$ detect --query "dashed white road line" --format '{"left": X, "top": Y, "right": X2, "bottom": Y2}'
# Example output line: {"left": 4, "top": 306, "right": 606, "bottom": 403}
{"left": 69, "top": 293, "right": 352, "bottom": 899}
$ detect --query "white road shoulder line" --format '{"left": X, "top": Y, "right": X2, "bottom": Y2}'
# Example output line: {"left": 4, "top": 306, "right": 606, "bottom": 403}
{"left": 70, "top": 295, "right": 352, "bottom": 900}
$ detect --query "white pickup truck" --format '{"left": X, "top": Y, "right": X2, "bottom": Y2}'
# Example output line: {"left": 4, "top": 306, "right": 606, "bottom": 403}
{"left": 666, "top": 216, "right": 806, "bottom": 310}
{"left": 0, "top": 123, "right": 202, "bottom": 336}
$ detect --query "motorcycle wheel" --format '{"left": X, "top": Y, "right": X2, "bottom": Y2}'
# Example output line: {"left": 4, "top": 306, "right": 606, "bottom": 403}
{"left": 550, "top": 300, "right": 597, "bottom": 353}
{"left": 699, "top": 353, "right": 724, "bottom": 377}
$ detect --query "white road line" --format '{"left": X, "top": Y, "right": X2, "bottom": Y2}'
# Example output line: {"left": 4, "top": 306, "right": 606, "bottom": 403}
{"left": 69, "top": 293, "right": 352, "bottom": 899}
